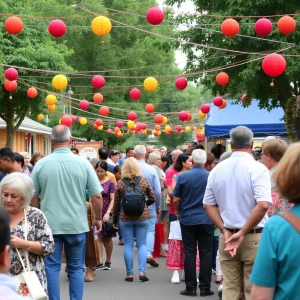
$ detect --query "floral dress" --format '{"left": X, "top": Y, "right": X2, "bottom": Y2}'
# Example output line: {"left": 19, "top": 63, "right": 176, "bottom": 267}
{"left": 268, "top": 167, "right": 293, "bottom": 217}
{"left": 99, "top": 179, "right": 116, "bottom": 238}
{"left": 9, "top": 207, "right": 55, "bottom": 293}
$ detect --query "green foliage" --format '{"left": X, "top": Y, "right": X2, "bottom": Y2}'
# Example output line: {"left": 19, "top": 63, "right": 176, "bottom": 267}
{"left": 165, "top": 0, "right": 300, "bottom": 112}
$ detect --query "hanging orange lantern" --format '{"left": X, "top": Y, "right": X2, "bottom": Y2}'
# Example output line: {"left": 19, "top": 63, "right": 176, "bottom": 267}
{"left": 277, "top": 16, "right": 296, "bottom": 35}
{"left": 99, "top": 106, "right": 109, "bottom": 116}
{"left": 27, "top": 87, "right": 38, "bottom": 99}
{"left": 219, "top": 100, "right": 227, "bottom": 109}
{"left": 4, "top": 80, "right": 17, "bottom": 92}
{"left": 48, "top": 105, "right": 56, "bottom": 112}
{"left": 37, "top": 114, "right": 44, "bottom": 121}
{"left": 145, "top": 103, "right": 155, "bottom": 113}
{"left": 93, "top": 93, "right": 104, "bottom": 103}
{"left": 154, "top": 125, "right": 161, "bottom": 131}
{"left": 154, "top": 114, "right": 164, "bottom": 124}
{"left": 221, "top": 19, "right": 239, "bottom": 37}
{"left": 216, "top": 72, "right": 229, "bottom": 86}
{"left": 5, "top": 16, "right": 24, "bottom": 35}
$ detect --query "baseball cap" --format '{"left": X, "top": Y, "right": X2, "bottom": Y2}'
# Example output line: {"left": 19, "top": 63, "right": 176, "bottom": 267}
{"left": 0, "top": 147, "right": 15, "bottom": 161}
{"left": 110, "top": 150, "right": 120, "bottom": 156}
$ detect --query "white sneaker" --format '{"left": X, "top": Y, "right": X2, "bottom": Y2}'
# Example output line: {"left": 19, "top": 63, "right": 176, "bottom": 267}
{"left": 197, "top": 277, "right": 199, "bottom": 283}
{"left": 180, "top": 270, "right": 185, "bottom": 281}
{"left": 163, "top": 244, "right": 168, "bottom": 252}
{"left": 171, "top": 271, "right": 180, "bottom": 284}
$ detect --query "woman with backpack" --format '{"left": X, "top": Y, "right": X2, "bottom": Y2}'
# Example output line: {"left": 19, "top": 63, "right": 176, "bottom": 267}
{"left": 112, "top": 157, "right": 156, "bottom": 282}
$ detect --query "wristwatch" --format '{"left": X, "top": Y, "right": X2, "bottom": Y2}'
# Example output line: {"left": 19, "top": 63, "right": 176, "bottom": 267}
{"left": 107, "top": 210, "right": 111, "bottom": 214}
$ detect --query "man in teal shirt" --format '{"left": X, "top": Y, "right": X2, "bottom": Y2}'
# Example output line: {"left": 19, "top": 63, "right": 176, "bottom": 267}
{"left": 31, "top": 125, "right": 103, "bottom": 300}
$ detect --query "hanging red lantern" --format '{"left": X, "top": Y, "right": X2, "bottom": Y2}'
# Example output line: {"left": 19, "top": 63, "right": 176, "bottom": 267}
{"left": 241, "top": 94, "right": 247, "bottom": 102}
{"left": 71, "top": 115, "right": 76, "bottom": 123}
{"left": 254, "top": 18, "right": 273, "bottom": 36}
{"left": 200, "top": 104, "right": 210, "bottom": 114}
{"left": 114, "top": 127, "right": 120, "bottom": 133}
{"left": 106, "top": 128, "right": 113, "bottom": 134}
{"left": 146, "top": 7, "right": 164, "bottom": 25}
{"left": 92, "top": 75, "right": 105, "bottom": 88}
{"left": 95, "top": 119, "right": 103, "bottom": 126}
{"left": 4, "top": 80, "right": 17, "bottom": 92}
{"left": 93, "top": 123, "right": 98, "bottom": 130}
{"left": 175, "top": 77, "right": 188, "bottom": 90}
{"left": 154, "top": 114, "right": 164, "bottom": 124}
{"left": 61, "top": 115, "right": 73, "bottom": 127}
{"left": 99, "top": 106, "right": 109, "bottom": 116}
{"left": 79, "top": 100, "right": 89, "bottom": 110}
{"left": 27, "top": 87, "right": 38, "bottom": 99}
{"left": 187, "top": 113, "right": 192, "bottom": 121}
{"left": 262, "top": 53, "right": 286, "bottom": 77}
{"left": 135, "top": 123, "right": 142, "bottom": 131}
{"left": 277, "top": 16, "right": 296, "bottom": 35}
{"left": 176, "top": 125, "right": 183, "bottom": 132}
{"left": 5, "top": 16, "right": 23, "bottom": 35}
{"left": 48, "top": 19, "right": 67, "bottom": 38}
{"left": 145, "top": 103, "right": 155, "bottom": 113}
{"left": 93, "top": 93, "right": 104, "bottom": 103}
{"left": 196, "top": 132, "right": 205, "bottom": 140}
{"left": 129, "top": 88, "right": 141, "bottom": 100}
{"left": 4, "top": 68, "right": 18, "bottom": 81}
{"left": 128, "top": 111, "right": 137, "bottom": 121}
{"left": 216, "top": 72, "right": 229, "bottom": 86}
{"left": 141, "top": 123, "right": 147, "bottom": 130}
{"left": 154, "top": 125, "right": 161, "bottom": 131}
{"left": 178, "top": 111, "right": 188, "bottom": 122}
{"left": 219, "top": 100, "right": 227, "bottom": 109}
{"left": 221, "top": 19, "right": 239, "bottom": 37}
{"left": 116, "top": 120, "right": 124, "bottom": 128}
{"left": 213, "top": 97, "right": 223, "bottom": 107}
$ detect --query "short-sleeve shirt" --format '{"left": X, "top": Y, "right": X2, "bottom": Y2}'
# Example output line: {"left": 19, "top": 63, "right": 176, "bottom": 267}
{"left": 173, "top": 166, "right": 212, "bottom": 226}
{"left": 31, "top": 148, "right": 103, "bottom": 235}
{"left": 250, "top": 204, "right": 300, "bottom": 299}
{"left": 203, "top": 151, "right": 272, "bottom": 229}
{"left": 165, "top": 167, "right": 178, "bottom": 215}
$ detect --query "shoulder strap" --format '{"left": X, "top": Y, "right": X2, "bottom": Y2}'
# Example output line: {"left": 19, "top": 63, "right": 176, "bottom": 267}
{"left": 122, "top": 179, "right": 130, "bottom": 187}
{"left": 279, "top": 211, "right": 300, "bottom": 234}
{"left": 135, "top": 176, "right": 142, "bottom": 186}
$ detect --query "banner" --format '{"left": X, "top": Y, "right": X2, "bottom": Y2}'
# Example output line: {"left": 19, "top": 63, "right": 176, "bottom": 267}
{"left": 73, "top": 141, "right": 103, "bottom": 160}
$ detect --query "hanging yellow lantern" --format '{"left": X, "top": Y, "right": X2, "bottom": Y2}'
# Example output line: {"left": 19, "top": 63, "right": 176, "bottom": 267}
{"left": 48, "top": 104, "right": 56, "bottom": 112}
{"left": 117, "top": 131, "right": 122, "bottom": 137}
{"left": 98, "top": 125, "right": 103, "bottom": 130}
{"left": 194, "top": 126, "right": 199, "bottom": 132}
{"left": 46, "top": 95, "right": 57, "bottom": 105}
{"left": 165, "top": 125, "right": 171, "bottom": 132}
{"left": 157, "top": 130, "right": 161, "bottom": 136}
{"left": 58, "top": 119, "right": 61, "bottom": 124}
{"left": 52, "top": 74, "right": 68, "bottom": 90}
{"left": 162, "top": 116, "right": 168, "bottom": 124}
{"left": 80, "top": 117, "right": 88, "bottom": 125}
{"left": 144, "top": 77, "right": 158, "bottom": 92}
{"left": 142, "top": 129, "right": 147, "bottom": 135}
{"left": 37, "top": 114, "right": 44, "bottom": 121}
{"left": 185, "top": 126, "right": 191, "bottom": 132}
{"left": 91, "top": 16, "right": 112, "bottom": 36}
{"left": 127, "top": 120, "right": 135, "bottom": 129}
{"left": 199, "top": 111, "right": 206, "bottom": 119}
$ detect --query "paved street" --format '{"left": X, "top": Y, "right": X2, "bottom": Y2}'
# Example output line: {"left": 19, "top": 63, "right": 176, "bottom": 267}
{"left": 60, "top": 239, "right": 218, "bottom": 300}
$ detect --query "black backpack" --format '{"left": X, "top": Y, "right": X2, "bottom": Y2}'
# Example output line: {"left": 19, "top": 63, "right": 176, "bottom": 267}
{"left": 121, "top": 177, "right": 147, "bottom": 216}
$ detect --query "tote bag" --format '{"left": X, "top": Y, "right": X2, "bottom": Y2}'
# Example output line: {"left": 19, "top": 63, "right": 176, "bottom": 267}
{"left": 169, "top": 220, "right": 182, "bottom": 240}
{"left": 14, "top": 209, "right": 47, "bottom": 300}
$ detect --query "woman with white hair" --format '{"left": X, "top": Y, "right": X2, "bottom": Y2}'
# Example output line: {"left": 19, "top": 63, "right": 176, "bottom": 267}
{"left": 1, "top": 173, "right": 54, "bottom": 293}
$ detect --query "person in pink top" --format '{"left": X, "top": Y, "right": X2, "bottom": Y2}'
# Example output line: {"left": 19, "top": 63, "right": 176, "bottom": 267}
{"left": 165, "top": 150, "right": 182, "bottom": 222}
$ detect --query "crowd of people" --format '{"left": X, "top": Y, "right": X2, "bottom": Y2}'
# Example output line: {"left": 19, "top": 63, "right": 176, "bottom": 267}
{"left": 0, "top": 124, "right": 299, "bottom": 300}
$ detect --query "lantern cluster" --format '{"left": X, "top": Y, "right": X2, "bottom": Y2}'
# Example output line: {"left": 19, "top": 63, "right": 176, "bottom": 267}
{"left": 93, "top": 119, "right": 104, "bottom": 131}
{"left": 178, "top": 111, "right": 192, "bottom": 122}
{"left": 60, "top": 115, "right": 76, "bottom": 127}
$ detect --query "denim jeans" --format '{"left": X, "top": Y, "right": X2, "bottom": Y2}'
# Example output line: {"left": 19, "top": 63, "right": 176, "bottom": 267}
{"left": 120, "top": 220, "right": 149, "bottom": 275}
{"left": 146, "top": 204, "right": 157, "bottom": 257}
{"left": 45, "top": 233, "right": 86, "bottom": 300}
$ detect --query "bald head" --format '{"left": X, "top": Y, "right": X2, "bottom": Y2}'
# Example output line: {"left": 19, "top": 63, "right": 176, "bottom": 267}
{"left": 171, "top": 149, "right": 183, "bottom": 165}
{"left": 51, "top": 125, "right": 71, "bottom": 143}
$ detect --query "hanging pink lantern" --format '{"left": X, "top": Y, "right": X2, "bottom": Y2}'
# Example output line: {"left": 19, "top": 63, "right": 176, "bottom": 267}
{"left": 175, "top": 77, "right": 188, "bottom": 90}
{"left": 106, "top": 128, "right": 113, "bottom": 134}
{"left": 71, "top": 115, "right": 76, "bottom": 123}
{"left": 141, "top": 123, "right": 147, "bottom": 130}
{"left": 262, "top": 53, "right": 286, "bottom": 77}
{"left": 135, "top": 123, "right": 142, "bottom": 131}
{"left": 92, "top": 75, "right": 105, "bottom": 88}
{"left": 95, "top": 119, "right": 103, "bottom": 126}
{"left": 93, "top": 123, "right": 98, "bottom": 130}
{"left": 129, "top": 88, "right": 141, "bottom": 100}
{"left": 200, "top": 104, "right": 210, "bottom": 114}
{"left": 48, "top": 19, "right": 67, "bottom": 38}
{"left": 4, "top": 68, "right": 18, "bottom": 81}
{"left": 4, "top": 80, "right": 17, "bottom": 92}
{"left": 254, "top": 18, "right": 273, "bottom": 36}
{"left": 116, "top": 120, "right": 124, "bottom": 128}
{"left": 146, "top": 7, "right": 164, "bottom": 25}
{"left": 128, "top": 111, "right": 137, "bottom": 121}
{"left": 79, "top": 100, "right": 89, "bottom": 110}
{"left": 178, "top": 111, "right": 188, "bottom": 122}
{"left": 61, "top": 115, "right": 72, "bottom": 127}
{"left": 213, "top": 97, "right": 223, "bottom": 107}
{"left": 176, "top": 125, "right": 183, "bottom": 132}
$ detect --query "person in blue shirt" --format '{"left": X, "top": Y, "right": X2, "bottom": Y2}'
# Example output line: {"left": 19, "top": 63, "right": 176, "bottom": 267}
{"left": 0, "top": 207, "right": 23, "bottom": 300}
{"left": 118, "top": 147, "right": 134, "bottom": 167}
{"left": 98, "top": 147, "right": 115, "bottom": 173}
{"left": 173, "top": 149, "right": 214, "bottom": 297}
{"left": 250, "top": 143, "right": 300, "bottom": 300}
{"left": 134, "top": 145, "right": 161, "bottom": 268}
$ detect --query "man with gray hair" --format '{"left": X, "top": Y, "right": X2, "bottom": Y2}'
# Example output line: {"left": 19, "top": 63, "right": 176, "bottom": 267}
{"left": 173, "top": 149, "right": 214, "bottom": 297}
{"left": 134, "top": 145, "right": 161, "bottom": 267}
{"left": 203, "top": 126, "right": 272, "bottom": 300}
{"left": 31, "top": 125, "right": 103, "bottom": 300}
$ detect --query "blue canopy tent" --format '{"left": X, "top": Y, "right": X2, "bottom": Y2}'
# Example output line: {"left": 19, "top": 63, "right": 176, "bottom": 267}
{"left": 205, "top": 100, "right": 286, "bottom": 138}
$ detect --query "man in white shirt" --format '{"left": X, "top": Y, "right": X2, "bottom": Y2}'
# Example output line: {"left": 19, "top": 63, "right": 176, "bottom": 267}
{"left": 203, "top": 126, "right": 272, "bottom": 300}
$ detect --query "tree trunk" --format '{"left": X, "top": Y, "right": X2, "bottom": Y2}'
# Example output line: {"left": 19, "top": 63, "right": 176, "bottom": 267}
{"left": 5, "top": 119, "right": 15, "bottom": 149}
{"left": 295, "top": 96, "right": 300, "bottom": 141}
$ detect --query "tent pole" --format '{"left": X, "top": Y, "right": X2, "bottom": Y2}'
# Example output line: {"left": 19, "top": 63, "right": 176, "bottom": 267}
{"left": 205, "top": 137, "right": 208, "bottom": 151}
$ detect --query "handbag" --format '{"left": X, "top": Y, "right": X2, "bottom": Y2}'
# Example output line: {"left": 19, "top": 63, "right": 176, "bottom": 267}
{"left": 169, "top": 220, "right": 182, "bottom": 240}
{"left": 14, "top": 209, "right": 47, "bottom": 300}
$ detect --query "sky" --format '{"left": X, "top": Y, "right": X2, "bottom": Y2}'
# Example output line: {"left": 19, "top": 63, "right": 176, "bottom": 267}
{"left": 159, "top": 0, "right": 196, "bottom": 69}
